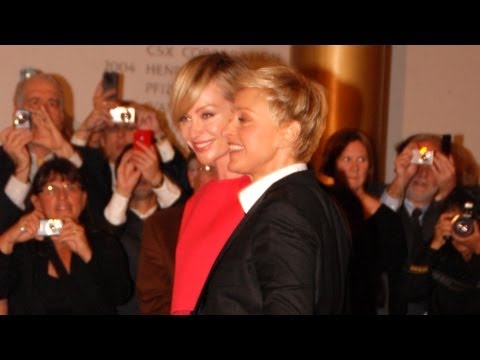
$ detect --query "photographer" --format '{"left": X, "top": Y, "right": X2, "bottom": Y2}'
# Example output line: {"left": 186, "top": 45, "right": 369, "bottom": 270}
{"left": 427, "top": 186, "right": 480, "bottom": 314}
{"left": 71, "top": 80, "right": 191, "bottom": 208}
{"left": 0, "top": 72, "right": 112, "bottom": 234}
{"left": 0, "top": 158, "right": 132, "bottom": 314}
{"left": 380, "top": 133, "right": 468, "bottom": 314}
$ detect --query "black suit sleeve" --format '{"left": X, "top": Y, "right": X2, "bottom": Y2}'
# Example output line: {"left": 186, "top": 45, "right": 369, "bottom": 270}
{"left": 251, "top": 200, "right": 317, "bottom": 314}
{"left": 161, "top": 149, "right": 192, "bottom": 201}
{"left": 0, "top": 148, "right": 25, "bottom": 233}
{"left": 75, "top": 146, "right": 112, "bottom": 230}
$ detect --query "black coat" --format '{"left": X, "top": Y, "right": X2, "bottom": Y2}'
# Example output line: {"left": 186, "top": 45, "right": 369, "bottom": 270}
{"left": 195, "top": 170, "right": 351, "bottom": 315}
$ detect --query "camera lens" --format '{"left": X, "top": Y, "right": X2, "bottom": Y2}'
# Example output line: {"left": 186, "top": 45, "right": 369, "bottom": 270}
{"left": 13, "top": 110, "right": 31, "bottom": 129}
{"left": 120, "top": 110, "right": 131, "bottom": 123}
{"left": 453, "top": 218, "right": 474, "bottom": 237}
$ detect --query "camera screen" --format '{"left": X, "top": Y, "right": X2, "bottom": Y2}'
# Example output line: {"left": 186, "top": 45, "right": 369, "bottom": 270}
{"left": 411, "top": 147, "right": 434, "bottom": 165}
{"left": 110, "top": 107, "right": 135, "bottom": 124}
{"left": 37, "top": 219, "right": 63, "bottom": 236}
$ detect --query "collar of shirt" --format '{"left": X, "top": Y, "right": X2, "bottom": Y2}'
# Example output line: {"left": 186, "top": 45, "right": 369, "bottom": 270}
{"left": 404, "top": 198, "right": 430, "bottom": 221}
{"left": 131, "top": 204, "right": 158, "bottom": 220}
{"left": 109, "top": 162, "right": 116, "bottom": 190}
{"left": 30, "top": 152, "right": 54, "bottom": 181}
{"left": 239, "top": 163, "right": 307, "bottom": 213}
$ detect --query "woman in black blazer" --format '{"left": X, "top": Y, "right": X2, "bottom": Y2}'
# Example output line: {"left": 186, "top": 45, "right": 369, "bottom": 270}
{"left": 195, "top": 66, "right": 351, "bottom": 315}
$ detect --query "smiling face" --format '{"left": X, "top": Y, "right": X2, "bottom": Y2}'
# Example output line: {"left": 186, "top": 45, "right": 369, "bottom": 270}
{"left": 335, "top": 140, "right": 369, "bottom": 192}
{"left": 31, "top": 175, "right": 87, "bottom": 221}
{"left": 224, "top": 88, "right": 296, "bottom": 181}
{"left": 178, "top": 81, "right": 233, "bottom": 167}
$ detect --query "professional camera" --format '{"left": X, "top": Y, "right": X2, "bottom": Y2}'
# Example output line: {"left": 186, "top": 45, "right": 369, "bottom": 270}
{"left": 411, "top": 147, "right": 434, "bottom": 165}
{"left": 37, "top": 219, "right": 63, "bottom": 236}
{"left": 110, "top": 106, "right": 135, "bottom": 124}
{"left": 13, "top": 109, "right": 31, "bottom": 129}
{"left": 452, "top": 201, "right": 475, "bottom": 237}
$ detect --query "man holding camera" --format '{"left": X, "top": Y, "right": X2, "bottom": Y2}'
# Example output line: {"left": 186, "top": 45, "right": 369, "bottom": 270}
{"left": 71, "top": 80, "right": 191, "bottom": 211}
{"left": 381, "top": 133, "right": 456, "bottom": 314}
{"left": 0, "top": 72, "right": 112, "bottom": 233}
{"left": 426, "top": 186, "right": 480, "bottom": 314}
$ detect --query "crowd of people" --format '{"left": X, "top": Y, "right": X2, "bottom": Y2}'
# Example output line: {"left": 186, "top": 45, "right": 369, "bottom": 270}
{"left": 0, "top": 52, "right": 479, "bottom": 315}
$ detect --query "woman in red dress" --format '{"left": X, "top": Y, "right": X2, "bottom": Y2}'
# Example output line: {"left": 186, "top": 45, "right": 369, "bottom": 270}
{"left": 169, "top": 52, "right": 251, "bottom": 315}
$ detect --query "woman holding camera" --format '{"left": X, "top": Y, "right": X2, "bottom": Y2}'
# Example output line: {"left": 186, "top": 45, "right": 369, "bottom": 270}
{"left": 0, "top": 158, "right": 132, "bottom": 315}
{"left": 427, "top": 186, "right": 480, "bottom": 314}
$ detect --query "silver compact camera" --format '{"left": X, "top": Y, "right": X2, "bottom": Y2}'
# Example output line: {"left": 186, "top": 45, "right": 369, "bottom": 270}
{"left": 37, "top": 219, "right": 63, "bottom": 236}
{"left": 411, "top": 148, "right": 434, "bottom": 165}
{"left": 452, "top": 202, "right": 475, "bottom": 238}
{"left": 13, "top": 109, "right": 31, "bottom": 129}
{"left": 110, "top": 106, "right": 135, "bottom": 124}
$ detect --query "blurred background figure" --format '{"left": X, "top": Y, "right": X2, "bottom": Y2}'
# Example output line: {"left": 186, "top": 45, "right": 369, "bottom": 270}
{"left": 0, "top": 71, "right": 111, "bottom": 233}
{"left": 380, "top": 133, "right": 478, "bottom": 314}
{"left": 427, "top": 186, "right": 480, "bottom": 314}
{"left": 0, "top": 158, "right": 131, "bottom": 314}
{"left": 320, "top": 128, "right": 406, "bottom": 314}
{"left": 137, "top": 153, "right": 218, "bottom": 315}
{"left": 72, "top": 79, "right": 191, "bottom": 208}
{"left": 106, "top": 143, "right": 164, "bottom": 315}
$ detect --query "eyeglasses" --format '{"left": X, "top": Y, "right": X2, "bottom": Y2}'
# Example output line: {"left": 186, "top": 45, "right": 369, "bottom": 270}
{"left": 41, "top": 183, "right": 83, "bottom": 196}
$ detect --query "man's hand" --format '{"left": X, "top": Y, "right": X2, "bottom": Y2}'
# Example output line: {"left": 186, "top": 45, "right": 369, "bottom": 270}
{"left": 31, "top": 106, "right": 74, "bottom": 159}
{"left": 115, "top": 149, "right": 141, "bottom": 197}
{"left": 131, "top": 143, "right": 163, "bottom": 188}
{"left": 386, "top": 142, "right": 419, "bottom": 199}
{"left": 0, "top": 126, "right": 32, "bottom": 183}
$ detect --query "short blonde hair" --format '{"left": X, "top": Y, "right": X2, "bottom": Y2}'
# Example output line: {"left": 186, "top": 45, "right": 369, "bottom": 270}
{"left": 170, "top": 52, "right": 247, "bottom": 126}
{"left": 236, "top": 66, "right": 328, "bottom": 162}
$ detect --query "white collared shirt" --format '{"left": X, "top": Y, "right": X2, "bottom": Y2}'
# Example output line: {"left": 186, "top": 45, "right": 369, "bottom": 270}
{"left": 239, "top": 163, "right": 307, "bottom": 213}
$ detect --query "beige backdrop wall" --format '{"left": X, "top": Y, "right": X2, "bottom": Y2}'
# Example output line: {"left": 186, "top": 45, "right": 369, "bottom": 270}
{"left": 386, "top": 45, "right": 480, "bottom": 183}
{"left": 0, "top": 45, "right": 290, "bottom": 149}
{"left": 1, "top": 45, "right": 478, "bottom": 185}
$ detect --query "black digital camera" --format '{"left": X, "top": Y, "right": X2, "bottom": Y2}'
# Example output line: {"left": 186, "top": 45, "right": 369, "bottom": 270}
{"left": 452, "top": 201, "right": 475, "bottom": 237}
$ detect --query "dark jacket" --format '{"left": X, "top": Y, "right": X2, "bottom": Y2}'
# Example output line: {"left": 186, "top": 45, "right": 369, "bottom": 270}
{"left": 0, "top": 229, "right": 132, "bottom": 315}
{"left": 195, "top": 170, "right": 351, "bottom": 315}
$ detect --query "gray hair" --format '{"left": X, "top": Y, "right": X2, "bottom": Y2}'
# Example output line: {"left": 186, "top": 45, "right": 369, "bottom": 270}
{"left": 14, "top": 72, "right": 65, "bottom": 110}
